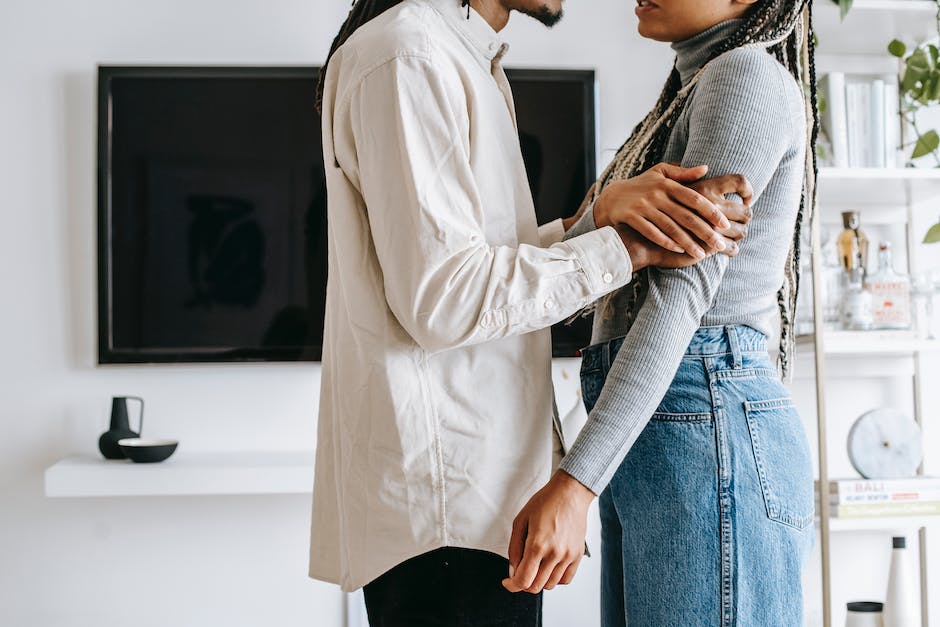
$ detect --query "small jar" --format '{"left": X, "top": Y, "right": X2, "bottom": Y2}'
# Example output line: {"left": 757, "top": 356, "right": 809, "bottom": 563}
{"left": 846, "top": 601, "right": 884, "bottom": 627}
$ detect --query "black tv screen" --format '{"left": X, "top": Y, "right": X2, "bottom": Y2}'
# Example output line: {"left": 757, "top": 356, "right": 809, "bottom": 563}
{"left": 98, "top": 66, "right": 597, "bottom": 363}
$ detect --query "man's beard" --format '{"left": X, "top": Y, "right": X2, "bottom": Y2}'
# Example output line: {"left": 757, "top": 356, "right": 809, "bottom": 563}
{"left": 519, "top": 5, "right": 563, "bottom": 27}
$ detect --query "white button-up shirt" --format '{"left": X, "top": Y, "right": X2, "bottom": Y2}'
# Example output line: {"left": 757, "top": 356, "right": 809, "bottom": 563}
{"left": 309, "top": 0, "right": 632, "bottom": 591}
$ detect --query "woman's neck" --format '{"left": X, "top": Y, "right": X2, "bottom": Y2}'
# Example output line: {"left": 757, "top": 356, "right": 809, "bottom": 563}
{"left": 672, "top": 19, "right": 743, "bottom": 85}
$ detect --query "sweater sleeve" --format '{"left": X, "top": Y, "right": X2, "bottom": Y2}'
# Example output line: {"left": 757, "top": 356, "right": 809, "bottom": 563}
{"left": 559, "top": 49, "right": 799, "bottom": 493}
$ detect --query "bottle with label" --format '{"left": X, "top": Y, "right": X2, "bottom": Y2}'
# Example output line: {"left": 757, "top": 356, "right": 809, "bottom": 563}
{"left": 883, "top": 536, "right": 917, "bottom": 627}
{"left": 868, "top": 241, "right": 912, "bottom": 330}
{"left": 838, "top": 211, "right": 870, "bottom": 276}
{"left": 842, "top": 267, "right": 873, "bottom": 330}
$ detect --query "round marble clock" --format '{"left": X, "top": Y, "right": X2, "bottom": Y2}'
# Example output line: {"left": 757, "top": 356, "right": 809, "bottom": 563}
{"left": 847, "top": 408, "right": 923, "bottom": 479}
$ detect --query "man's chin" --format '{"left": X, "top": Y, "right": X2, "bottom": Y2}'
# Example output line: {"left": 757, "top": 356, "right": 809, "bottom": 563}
{"left": 520, "top": 6, "right": 564, "bottom": 27}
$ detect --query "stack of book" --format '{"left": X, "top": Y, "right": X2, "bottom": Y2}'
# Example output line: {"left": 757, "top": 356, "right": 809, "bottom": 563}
{"left": 819, "top": 477, "right": 940, "bottom": 518}
{"left": 817, "top": 72, "right": 902, "bottom": 169}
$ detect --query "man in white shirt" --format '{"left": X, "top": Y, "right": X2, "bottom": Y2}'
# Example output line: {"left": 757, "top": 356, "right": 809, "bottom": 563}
{"left": 310, "top": 0, "right": 752, "bottom": 625}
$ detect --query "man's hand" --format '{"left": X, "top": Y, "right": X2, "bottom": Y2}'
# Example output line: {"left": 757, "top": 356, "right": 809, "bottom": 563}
{"left": 594, "top": 163, "right": 753, "bottom": 262}
{"left": 502, "top": 471, "right": 595, "bottom": 595}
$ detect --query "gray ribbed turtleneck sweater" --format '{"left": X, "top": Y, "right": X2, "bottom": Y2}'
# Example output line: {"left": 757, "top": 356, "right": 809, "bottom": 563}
{"left": 559, "top": 20, "right": 807, "bottom": 493}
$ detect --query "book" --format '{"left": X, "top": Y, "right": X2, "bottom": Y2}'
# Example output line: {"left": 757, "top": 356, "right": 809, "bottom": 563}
{"left": 870, "top": 79, "right": 887, "bottom": 168}
{"left": 884, "top": 80, "right": 901, "bottom": 167}
{"left": 818, "top": 478, "right": 940, "bottom": 504}
{"left": 819, "top": 72, "right": 848, "bottom": 168}
{"left": 832, "top": 501, "right": 940, "bottom": 518}
{"left": 846, "top": 80, "right": 873, "bottom": 167}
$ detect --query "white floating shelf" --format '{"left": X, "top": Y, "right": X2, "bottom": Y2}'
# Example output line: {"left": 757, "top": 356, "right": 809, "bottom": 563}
{"left": 44, "top": 451, "right": 315, "bottom": 498}
{"left": 798, "top": 331, "right": 940, "bottom": 356}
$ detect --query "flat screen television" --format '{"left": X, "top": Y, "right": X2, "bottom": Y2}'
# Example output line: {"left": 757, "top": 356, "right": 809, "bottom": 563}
{"left": 98, "top": 65, "right": 597, "bottom": 363}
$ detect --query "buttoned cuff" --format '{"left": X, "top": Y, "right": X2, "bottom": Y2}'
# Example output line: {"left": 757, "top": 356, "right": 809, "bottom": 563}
{"left": 538, "top": 218, "right": 566, "bottom": 247}
{"left": 563, "top": 226, "right": 633, "bottom": 296}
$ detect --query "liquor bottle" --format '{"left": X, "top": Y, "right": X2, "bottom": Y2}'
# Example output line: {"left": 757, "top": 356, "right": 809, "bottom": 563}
{"left": 842, "top": 267, "right": 873, "bottom": 330}
{"left": 883, "top": 536, "right": 917, "bottom": 627}
{"left": 838, "top": 211, "right": 870, "bottom": 276}
{"left": 868, "top": 241, "right": 912, "bottom": 330}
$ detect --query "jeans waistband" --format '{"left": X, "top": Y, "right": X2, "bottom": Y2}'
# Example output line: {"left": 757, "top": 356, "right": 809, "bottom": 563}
{"left": 582, "top": 325, "right": 767, "bottom": 373}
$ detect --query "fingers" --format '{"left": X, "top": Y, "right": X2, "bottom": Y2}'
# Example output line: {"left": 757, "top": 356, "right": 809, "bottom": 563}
{"left": 664, "top": 179, "right": 729, "bottom": 229}
{"left": 654, "top": 162, "right": 709, "bottom": 183}
{"left": 714, "top": 198, "right": 753, "bottom": 227}
{"left": 627, "top": 214, "right": 688, "bottom": 255}
{"left": 694, "top": 173, "right": 754, "bottom": 206}
{"left": 719, "top": 218, "right": 747, "bottom": 242}
{"left": 558, "top": 554, "right": 583, "bottom": 586}
{"left": 717, "top": 235, "right": 741, "bottom": 258}
{"left": 512, "top": 534, "right": 546, "bottom": 591}
{"left": 508, "top": 517, "right": 527, "bottom": 578}
{"left": 543, "top": 560, "right": 570, "bottom": 591}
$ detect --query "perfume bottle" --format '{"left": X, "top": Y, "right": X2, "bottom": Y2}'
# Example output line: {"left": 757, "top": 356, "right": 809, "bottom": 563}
{"left": 868, "top": 241, "right": 912, "bottom": 330}
{"left": 842, "top": 267, "right": 873, "bottom": 331}
{"left": 838, "top": 211, "right": 870, "bottom": 275}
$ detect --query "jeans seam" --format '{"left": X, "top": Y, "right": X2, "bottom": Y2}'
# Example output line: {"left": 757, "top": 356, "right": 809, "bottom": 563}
{"left": 707, "top": 360, "right": 735, "bottom": 627}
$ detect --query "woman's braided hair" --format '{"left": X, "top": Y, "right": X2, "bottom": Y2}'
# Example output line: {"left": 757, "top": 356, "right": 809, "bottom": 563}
{"left": 593, "top": 0, "right": 819, "bottom": 378}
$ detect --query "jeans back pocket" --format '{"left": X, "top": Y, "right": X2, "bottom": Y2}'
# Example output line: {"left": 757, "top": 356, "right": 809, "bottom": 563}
{"left": 744, "top": 398, "right": 815, "bottom": 530}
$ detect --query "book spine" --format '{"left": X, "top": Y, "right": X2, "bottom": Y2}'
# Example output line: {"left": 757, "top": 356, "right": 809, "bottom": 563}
{"left": 834, "top": 501, "right": 940, "bottom": 518}
{"left": 884, "top": 79, "right": 900, "bottom": 168}
{"left": 831, "top": 491, "right": 940, "bottom": 504}
{"left": 827, "top": 72, "right": 849, "bottom": 168}
{"left": 870, "top": 79, "right": 886, "bottom": 168}
{"left": 830, "top": 478, "right": 940, "bottom": 499}
{"left": 846, "top": 82, "right": 866, "bottom": 167}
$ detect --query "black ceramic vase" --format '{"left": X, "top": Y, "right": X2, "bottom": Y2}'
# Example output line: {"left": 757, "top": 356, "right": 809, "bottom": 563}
{"left": 98, "top": 396, "right": 144, "bottom": 459}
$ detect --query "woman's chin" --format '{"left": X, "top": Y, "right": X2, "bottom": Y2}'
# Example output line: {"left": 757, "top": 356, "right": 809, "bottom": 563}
{"left": 637, "top": 22, "right": 674, "bottom": 42}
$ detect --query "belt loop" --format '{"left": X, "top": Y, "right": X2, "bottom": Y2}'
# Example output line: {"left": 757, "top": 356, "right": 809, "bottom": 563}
{"left": 602, "top": 340, "right": 611, "bottom": 372}
{"left": 726, "top": 325, "right": 743, "bottom": 369}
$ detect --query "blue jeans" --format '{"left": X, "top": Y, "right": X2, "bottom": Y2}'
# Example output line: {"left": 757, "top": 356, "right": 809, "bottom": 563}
{"left": 580, "top": 325, "right": 814, "bottom": 627}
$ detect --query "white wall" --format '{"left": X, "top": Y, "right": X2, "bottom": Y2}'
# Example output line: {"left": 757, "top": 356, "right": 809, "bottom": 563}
{"left": 0, "top": 1, "right": 670, "bottom": 626}
{"left": 2, "top": 1, "right": 936, "bottom": 626}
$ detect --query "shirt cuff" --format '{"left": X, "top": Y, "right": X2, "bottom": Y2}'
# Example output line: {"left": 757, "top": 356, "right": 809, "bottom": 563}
{"left": 563, "top": 226, "right": 633, "bottom": 296}
{"left": 538, "top": 218, "right": 566, "bottom": 247}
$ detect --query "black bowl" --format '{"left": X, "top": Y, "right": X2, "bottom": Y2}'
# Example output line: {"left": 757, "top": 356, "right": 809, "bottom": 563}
{"left": 117, "top": 438, "right": 178, "bottom": 463}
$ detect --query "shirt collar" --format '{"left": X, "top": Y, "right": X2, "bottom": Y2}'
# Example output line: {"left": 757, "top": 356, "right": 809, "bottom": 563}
{"left": 426, "top": 0, "right": 509, "bottom": 62}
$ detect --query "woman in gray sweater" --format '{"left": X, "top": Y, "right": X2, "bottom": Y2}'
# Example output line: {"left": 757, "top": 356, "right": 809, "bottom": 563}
{"left": 504, "top": 0, "right": 818, "bottom": 624}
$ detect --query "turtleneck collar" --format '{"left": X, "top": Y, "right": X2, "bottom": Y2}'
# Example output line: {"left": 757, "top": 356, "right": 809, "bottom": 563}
{"left": 672, "top": 19, "right": 743, "bottom": 86}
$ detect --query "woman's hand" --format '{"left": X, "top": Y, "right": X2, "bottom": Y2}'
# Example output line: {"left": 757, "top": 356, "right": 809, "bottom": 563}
{"left": 594, "top": 162, "right": 752, "bottom": 262}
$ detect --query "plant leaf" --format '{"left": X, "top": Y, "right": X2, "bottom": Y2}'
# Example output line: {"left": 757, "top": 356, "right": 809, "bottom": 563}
{"left": 912, "top": 129, "right": 940, "bottom": 158}
{"left": 924, "top": 221, "right": 940, "bottom": 244}
{"left": 889, "top": 39, "right": 907, "bottom": 58}
{"left": 839, "top": 0, "right": 854, "bottom": 19}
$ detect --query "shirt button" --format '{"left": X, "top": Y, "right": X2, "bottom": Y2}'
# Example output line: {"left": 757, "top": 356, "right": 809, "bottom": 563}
{"left": 603, "top": 272, "right": 614, "bottom": 284}
{"left": 544, "top": 298, "right": 556, "bottom": 310}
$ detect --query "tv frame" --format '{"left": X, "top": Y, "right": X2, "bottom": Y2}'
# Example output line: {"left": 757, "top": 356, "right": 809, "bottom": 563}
{"left": 97, "top": 65, "right": 598, "bottom": 364}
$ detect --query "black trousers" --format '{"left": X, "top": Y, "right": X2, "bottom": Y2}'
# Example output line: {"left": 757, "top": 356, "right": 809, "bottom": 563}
{"left": 363, "top": 547, "right": 542, "bottom": 627}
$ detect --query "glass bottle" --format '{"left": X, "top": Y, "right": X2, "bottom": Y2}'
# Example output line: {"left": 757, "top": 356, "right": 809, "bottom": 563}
{"left": 838, "top": 211, "right": 870, "bottom": 276}
{"left": 868, "top": 241, "right": 912, "bottom": 330}
{"left": 842, "top": 267, "right": 873, "bottom": 331}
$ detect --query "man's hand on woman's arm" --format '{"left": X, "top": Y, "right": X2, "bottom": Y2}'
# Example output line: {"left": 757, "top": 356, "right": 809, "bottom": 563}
{"left": 581, "top": 162, "right": 752, "bottom": 270}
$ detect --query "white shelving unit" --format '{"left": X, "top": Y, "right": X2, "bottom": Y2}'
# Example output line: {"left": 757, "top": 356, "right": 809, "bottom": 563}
{"left": 807, "top": 160, "right": 939, "bottom": 625}
{"left": 809, "top": 7, "right": 940, "bottom": 624}
{"left": 44, "top": 451, "right": 316, "bottom": 497}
